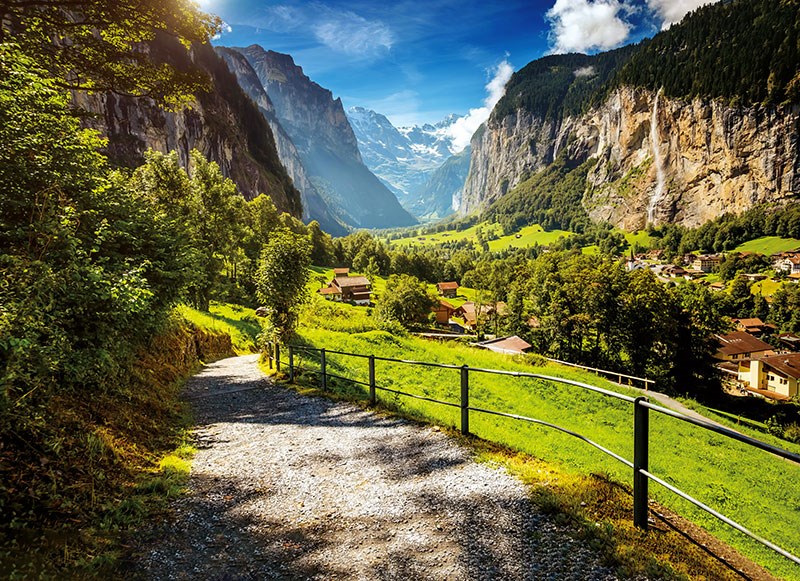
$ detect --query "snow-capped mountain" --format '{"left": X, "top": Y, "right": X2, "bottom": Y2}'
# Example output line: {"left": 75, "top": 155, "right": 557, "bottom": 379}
{"left": 346, "top": 107, "right": 466, "bottom": 220}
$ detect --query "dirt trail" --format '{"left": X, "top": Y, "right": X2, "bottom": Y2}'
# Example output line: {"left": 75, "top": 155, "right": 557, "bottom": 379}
{"left": 130, "top": 354, "right": 623, "bottom": 580}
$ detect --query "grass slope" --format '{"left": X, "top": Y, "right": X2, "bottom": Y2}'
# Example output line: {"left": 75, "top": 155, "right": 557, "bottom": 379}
{"left": 289, "top": 299, "right": 800, "bottom": 580}
{"left": 733, "top": 236, "right": 800, "bottom": 256}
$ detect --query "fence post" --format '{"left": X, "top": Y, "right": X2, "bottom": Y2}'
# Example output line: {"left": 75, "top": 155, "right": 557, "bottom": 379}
{"left": 369, "top": 355, "right": 376, "bottom": 405}
{"left": 633, "top": 396, "right": 650, "bottom": 530}
{"left": 268, "top": 342, "right": 273, "bottom": 370}
{"left": 320, "top": 348, "right": 327, "bottom": 391}
{"left": 288, "top": 345, "right": 294, "bottom": 383}
{"left": 275, "top": 343, "right": 281, "bottom": 373}
{"left": 461, "top": 365, "right": 469, "bottom": 436}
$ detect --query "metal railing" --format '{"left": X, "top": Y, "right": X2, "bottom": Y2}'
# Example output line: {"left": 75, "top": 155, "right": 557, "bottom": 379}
{"left": 266, "top": 342, "right": 800, "bottom": 568}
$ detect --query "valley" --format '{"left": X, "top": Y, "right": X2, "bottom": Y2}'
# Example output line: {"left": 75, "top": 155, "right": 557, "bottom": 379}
{"left": 3, "top": 0, "right": 800, "bottom": 579}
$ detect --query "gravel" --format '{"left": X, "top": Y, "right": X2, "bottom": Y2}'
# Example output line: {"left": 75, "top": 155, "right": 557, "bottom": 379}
{"left": 130, "top": 354, "right": 625, "bottom": 580}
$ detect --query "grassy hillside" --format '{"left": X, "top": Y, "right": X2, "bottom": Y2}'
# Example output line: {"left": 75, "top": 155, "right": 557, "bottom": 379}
{"left": 733, "top": 236, "right": 800, "bottom": 256}
{"left": 289, "top": 298, "right": 800, "bottom": 580}
{"left": 1, "top": 307, "right": 240, "bottom": 578}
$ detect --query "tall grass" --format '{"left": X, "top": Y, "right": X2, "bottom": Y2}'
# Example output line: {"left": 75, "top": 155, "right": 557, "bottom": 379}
{"left": 291, "top": 301, "right": 800, "bottom": 580}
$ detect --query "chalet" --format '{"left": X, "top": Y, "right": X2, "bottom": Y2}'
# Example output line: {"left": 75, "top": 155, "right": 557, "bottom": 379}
{"left": 682, "top": 269, "right": 706, "bottom": 280}
{"left": 740, "top": 273, "right": 767, "bottom": 282}
{"left": 731, "top": 318, "right": 776, "bottom": 337}
{"left": 692, "top": 254, "right": 721, "bottom": 273}
{"left": 708, "top": 281, "right": 726, "bottom": 292}
{"left": 453, "top": 301, "right": 506, "bottom": 331}
{"left": 777, "top": 333, "right": 800, "bottom": 352}
{"left": 436, "top": 281, "right": 460, "bottom": 298}
{"left": 737, "top": 353, "right": 800, "bottom": 400}
{"left": 475, "top": 335, "right": 532, "bottom": 355}
{"left": 772, "top": 253, "right": 800, "bottom": 274}
{"left": 432, "top": 299, "right": 456, "bottom": 325}
{"left": 319, "top": 270, "right": 372, "bottom": 305}
{"left": 715, "top": 331, "right": 774, "bottom": 362}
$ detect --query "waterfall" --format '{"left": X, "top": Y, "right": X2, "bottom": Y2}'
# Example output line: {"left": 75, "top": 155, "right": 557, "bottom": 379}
{"left": 646, "top": 89, "right": 666, "bottom": 224}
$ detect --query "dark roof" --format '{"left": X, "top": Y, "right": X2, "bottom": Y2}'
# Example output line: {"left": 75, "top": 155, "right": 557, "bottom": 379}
{"left": 758, "top": 353, "right": 800, "bottom": 379}
{"left": 437, "top": 282, "right": 459, "bottom": 290}
{"left": 716, "top": 332, "right": 773, "bottom": 357}
{"left": 334, "top": 276, "right": 371, "bottom": 288}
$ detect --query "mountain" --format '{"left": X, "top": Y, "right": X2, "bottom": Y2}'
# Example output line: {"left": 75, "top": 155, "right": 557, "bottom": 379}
{"left": 214, "top": 47, "right": 346, "bottom": 236}
{"left": 408, "top": 146, "right": 472, "bottom": 221}
{"left": 234, "top": 45, "right": 416, "bottom": 230}
{"left": 346, "top": 107, "right": 464, "bottom": 219}
{"left": 463, "top": 0, "right": 799, "bottom": 230}
{"left": 73, "top": 37, "right": 302, "bottom": 218}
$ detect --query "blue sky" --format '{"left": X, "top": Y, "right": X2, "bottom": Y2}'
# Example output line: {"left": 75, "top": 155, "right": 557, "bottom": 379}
{"left": 201, "top": 0, "right": 715, "bottom": 128}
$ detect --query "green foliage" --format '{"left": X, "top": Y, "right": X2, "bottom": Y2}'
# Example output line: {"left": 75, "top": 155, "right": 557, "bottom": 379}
{"left": 1, "top": 0, "right": 221, "bottom": 107}
{"left": 484, "top": 151, "right": 596, "bottom": 234}
{"left": 256, "top": 229, "right": 312, "bottom": 343}
{"left": 374, "top": 275, "right": 437, "bottom": 328}
{"left": 612, "top": 0, "right": 800, "bottom": 106}
{"left": 492, "top": 46, "right": 637, "bottom": 121}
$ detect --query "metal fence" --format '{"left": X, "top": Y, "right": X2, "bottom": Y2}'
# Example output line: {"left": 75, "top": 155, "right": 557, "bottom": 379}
{"left": 266, "top": 342, "right": 800, "bottom": 568}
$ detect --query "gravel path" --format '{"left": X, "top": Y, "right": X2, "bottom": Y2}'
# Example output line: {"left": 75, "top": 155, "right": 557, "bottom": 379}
{"left": 132, "top": 355, "right": 624, "bottom": 580}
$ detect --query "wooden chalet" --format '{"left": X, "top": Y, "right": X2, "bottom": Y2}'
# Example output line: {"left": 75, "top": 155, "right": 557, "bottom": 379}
{"left": 432, "top": 299, "right": 456, "bottom": 325}
{"left": 436, "top": 281, "right": 459, "bottom": 298}
{"left": 475, "top": 335, "right": 532, "bottom": 355}
{"left": 714, "top": 331, "right": 774, "bottom": 362}
{"left": 319, "top": 269, "right": 372, "bottom": 305}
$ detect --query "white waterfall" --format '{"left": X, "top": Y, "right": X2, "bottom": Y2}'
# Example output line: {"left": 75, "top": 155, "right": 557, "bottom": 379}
{"left": 646, "top": 88, "right": 666, "bottom": 224}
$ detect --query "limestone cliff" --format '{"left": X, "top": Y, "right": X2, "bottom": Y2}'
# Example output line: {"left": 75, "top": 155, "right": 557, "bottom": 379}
{"left": 234, "top": 45, "right": 417, "bottom": 229}
{"left": 74, "top": 39, "right": 302, "bottom": 218}
{"left": 215, "top": 47, "right": 346, "bottom": 235}
{"left": 463, "top": 86, "right": 799, "bottom": 229}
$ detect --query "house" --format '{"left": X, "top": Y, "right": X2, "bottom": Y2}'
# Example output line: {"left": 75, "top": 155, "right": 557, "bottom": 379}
{"left": 475, "top": 335, "right": 532, "bottom": 355}
{"left": 741, "top": 273, "right": 767, "bottom": 282}
{"left": 731, "top": 318, "right": 776, "bottom": 337}
{"left": 436, "top": 281, "right": 459, "bottom": 298}
{"left": 453, "top": 301, "right": 506, "bottom": 331}
{"left": 777, "top": 332, "right": 800, "bottom": 352}
{"left": 691, "top": 254, "right": 721, "bottom": 273}
{"left": 715, "top": 331, "right": 774, "bottom": 362}
{"left": 737, "top": 353, "right": 800, "bottom": 400}
{"left": 682, "top": 269, "right": 706, "bottom": 280}
{"left": 319, "top": 271, "right": 372, "bottom": 305}
{"left": 772, "top": 252, "right": 800, "bottom": 274}
{"left": 432, "top": 299, "right": 456, "bottom": 325}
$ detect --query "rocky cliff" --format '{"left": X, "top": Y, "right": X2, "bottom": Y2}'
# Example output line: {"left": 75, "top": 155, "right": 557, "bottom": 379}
{"left": 463, "top": 0, "right": 800, "bottom": 230}
{"left": 235, "top": 45, "right": 416, "bottom": 229}
{"left": 215, "top": 47, "right": 346, "bottom": 235}
{"left": 463, "top": 86, "right": 799, "bottom": 229}
{"left": 74, "top": 38, "right": 302, "bottom": 218}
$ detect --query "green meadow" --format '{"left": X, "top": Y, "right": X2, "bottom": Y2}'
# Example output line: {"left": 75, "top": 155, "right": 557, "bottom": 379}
{"left": 733, "top": 236, "right": 800, "bottom": 256}
{"left": 288, "top": 298, "right": 800, "bottom": 580}
{"left": 387, "top": 222, "right": 573, "bottom": 251}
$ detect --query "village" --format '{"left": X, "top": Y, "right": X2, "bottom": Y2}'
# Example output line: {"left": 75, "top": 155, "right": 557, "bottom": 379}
{"left": 316, "top": 248, "right": 800, "bottom": 402}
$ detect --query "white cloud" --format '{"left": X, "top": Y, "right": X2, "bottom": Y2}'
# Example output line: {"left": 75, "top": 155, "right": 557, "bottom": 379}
{"left": 646, "top": 0, "right": 716, "bottom": 28}
{"left": 444, "top": 59, "right": 514, "bottom": 153}
{"left": 313, "top": 10, "right": 394, "bottom": 57}
{"left": 546, "top": 0, "right": 632, "bottom": 54}
{"left": 573, "top": 65, "right": 596, "bottom": 77}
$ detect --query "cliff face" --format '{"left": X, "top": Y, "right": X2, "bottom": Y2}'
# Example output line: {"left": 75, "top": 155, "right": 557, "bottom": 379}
{"left": 215, "top": 47, "right": 346, "bottom": 235}
{"left": 235, "top": 45, "right": 417, "bottom": 229}
{"left": 463, "top": 86, "right": 799, "bottom": 229}
{"left": 74, "top": 40, "right": 301, "bottom": 217}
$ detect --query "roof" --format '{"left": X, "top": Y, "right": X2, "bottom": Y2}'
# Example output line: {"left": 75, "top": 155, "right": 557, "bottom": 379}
{"left": 334, "top": 276, "right": 371, "bottom": 288}
{"left": 333, "top": 267, "right": 350, "bottom": 275}
{"left": 733, "top": 318, "right": 766, "bottom": 327}
{"left": 437, "top": 281, "right": 459, "bottom": 290}
{"left": 758, "top": 353, "right": 800, "bottom": 380}
{"left": 437, "top": 299, "right": 455, "bottom": 310}
{"left": 475, "top": 335, "right": 532, "bottom": 355}
{"left": 319, "top": 286, "right": 340, "bottom": 295}
{"left": 716, "top": 331, "right": 774, "bottom": 357}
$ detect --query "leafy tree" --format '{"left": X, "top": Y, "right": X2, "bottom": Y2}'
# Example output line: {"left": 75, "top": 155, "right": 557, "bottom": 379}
{"left": 375, "top": 275, "right": 437, "bottom": 329}
{"left": 1, "top": 0, "right": 221, "bottom": 106}
{"left": 255, "top": 229, "right": 312, "bottom": 343}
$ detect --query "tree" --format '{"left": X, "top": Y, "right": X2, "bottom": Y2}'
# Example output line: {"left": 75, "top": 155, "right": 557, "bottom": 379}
{"left": 1, "top": 0, "right": 221, "bottom": 106}
{"left": 255, "top": 229, "right": 311, "bottom": 343}
{"left": 375, "top": 275, "right": 437, "bottom": 329}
